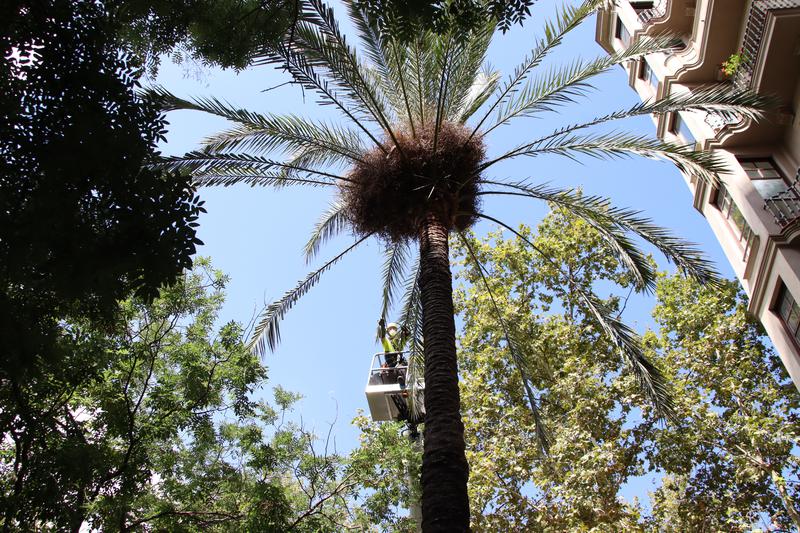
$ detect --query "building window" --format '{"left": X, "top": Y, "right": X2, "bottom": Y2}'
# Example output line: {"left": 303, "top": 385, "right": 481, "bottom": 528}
{"left": 775, "top": 283, "right": 800, "bottom": 347}
{"left": 615, "top": 17, "right": 632, "bottom": 47}
{"left": 638, "top": 60, "right": 659, "bottom": 90}
{"left": 715, "top": 184, "right": 757, "bottom": 261}
{"left": 671, "top": 113, "right": 695, "bottom": 145}
{"left": 739, "top": 158, "right": 789, "bottom": 199}
{"left": 638, "top": 59, "right": 651, "bottom": 81}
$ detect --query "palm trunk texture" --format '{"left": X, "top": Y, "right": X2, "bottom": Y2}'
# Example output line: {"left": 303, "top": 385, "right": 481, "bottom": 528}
{"left": 418, "top": 213, "right": 470, "bottom": 532}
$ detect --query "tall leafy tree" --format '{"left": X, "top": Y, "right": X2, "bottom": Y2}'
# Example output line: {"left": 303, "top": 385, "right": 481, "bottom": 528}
{"left": 353, "top": 210, "right": 799, "bottom": 531}
{"left": 1, "top": 0, "right": 204, "bottom": 378}
{"left": 454, "top": 211, "right": 800, "bottom": 530}
{"left": 453, "top": 212, "right": 648, "bottom": 531}
{"left": 154, "top": 0, "right": 770, "bottom": 528}
{"left": 111, "top": 0, "right": 298, "bottom": 74}
{"left": 0, "top": 259, "right": 367, "bottom": 532}
{"left": 643, "top": 274, "right": 800, "bottom": 531}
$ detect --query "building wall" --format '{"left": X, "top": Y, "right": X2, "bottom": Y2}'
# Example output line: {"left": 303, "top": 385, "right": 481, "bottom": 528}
{"left": 596, "top": 0, "right": 800, "bottom": 388}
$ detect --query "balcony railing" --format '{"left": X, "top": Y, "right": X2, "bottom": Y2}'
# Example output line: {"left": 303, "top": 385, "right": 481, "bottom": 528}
{"left": 704, "top": 110, "right": 741, "bottom": 132}
{"left": 764, "top": 170, "right": 800, "bottom": 228}
{"left": 636, "top": 0, "right": 668, "bottom": 24}
{"left": 734, "top": 0, "right": 800, "bottom": 90}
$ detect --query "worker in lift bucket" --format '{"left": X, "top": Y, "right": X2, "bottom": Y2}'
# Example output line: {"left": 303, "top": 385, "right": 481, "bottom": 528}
{"left": 377, "top": 318, "right": 409, "bottom": 386}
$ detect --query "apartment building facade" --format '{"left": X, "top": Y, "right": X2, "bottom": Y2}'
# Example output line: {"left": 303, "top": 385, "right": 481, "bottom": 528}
{"left": 595, "top": 0, "right": 800, "bottom": 387}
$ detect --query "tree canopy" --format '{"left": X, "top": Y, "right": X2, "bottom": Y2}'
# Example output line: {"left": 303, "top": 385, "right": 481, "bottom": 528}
{"left": 0, "top": 259, "right": 374, "bottom": 531}
{"left": 113, "top": 0, "right": 298, "bottom": 74}
{"left": 1, "top": 0, "right": 204, "bottom": 377}
{"left": 449, "top": 210, "right": 800, "bottom": 530}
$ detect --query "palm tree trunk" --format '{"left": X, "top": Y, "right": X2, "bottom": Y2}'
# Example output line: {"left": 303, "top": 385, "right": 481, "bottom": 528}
{"left": 418, "top": 213, "right": 469, "bottom": 532}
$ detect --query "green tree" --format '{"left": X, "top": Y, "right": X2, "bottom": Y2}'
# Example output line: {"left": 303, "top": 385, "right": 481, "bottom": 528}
{"left": 155, "top": 1, "right": 770, "bottom": 528}
{"left": 346, "top": 414, "right": 422, "bottom": 531}
{"left": 0, "top": 259, "right": 364, "bottom": 532}
{"left": 448, "top": 211, "right": 799, "bottom": 530}
{"left": 643, "top": 274, "right": 800, "bottom": 531}
{"left": 453, "top": 211, "right": 647, "bottom": 532}
{"left": 353, "top": 0, "right": 541, "bottom": 41}
{"left": 112, "top": 0, "right": 297, "bottom": 74}
{"left": 1, "top": 0, "right": 204, "bottom": 379}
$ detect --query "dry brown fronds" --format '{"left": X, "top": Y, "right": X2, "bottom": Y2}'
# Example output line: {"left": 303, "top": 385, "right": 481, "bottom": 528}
{"left": 342, "top": 121, "right": 485, "bottom": 242}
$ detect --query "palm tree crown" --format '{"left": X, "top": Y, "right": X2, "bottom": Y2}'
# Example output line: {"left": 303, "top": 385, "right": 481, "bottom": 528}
{"left": 154, "top": 0, "right": 770, "bottom": 529}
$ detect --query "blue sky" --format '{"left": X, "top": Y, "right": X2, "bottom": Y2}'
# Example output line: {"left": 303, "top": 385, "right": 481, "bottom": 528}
{"left": 155, "top": 0, "right": 736, "bottom": 506}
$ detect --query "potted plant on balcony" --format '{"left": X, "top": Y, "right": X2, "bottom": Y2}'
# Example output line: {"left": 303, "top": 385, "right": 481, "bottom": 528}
{"left": 718, "top": 48, "right": 748, "bottom": 81}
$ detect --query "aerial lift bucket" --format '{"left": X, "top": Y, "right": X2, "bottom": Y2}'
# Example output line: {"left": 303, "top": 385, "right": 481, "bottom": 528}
{"left": 364, "top": 351, "right": 424, "bottom": 422}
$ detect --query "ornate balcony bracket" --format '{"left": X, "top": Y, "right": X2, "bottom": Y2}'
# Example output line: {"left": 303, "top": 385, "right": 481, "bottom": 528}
{"left": 764, "top": 170, "right": 800, "bottom": 228}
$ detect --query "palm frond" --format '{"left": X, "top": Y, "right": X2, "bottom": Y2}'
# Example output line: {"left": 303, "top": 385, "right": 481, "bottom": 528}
{"left": 574, "top": 289, "right": 673, "bottom": 419}
{"left": 493, "top": 85, "right": 773, "bottom": 150}
{"left": 380, "top": 241, "right": 411, "bottom": 321}
{"left": 432, "top": 33, "right": 455, "bottom": 150}
{"left": 457, "top": 68, "right": 501, "bottom": 123}
{"left": 192, "top": 172, "right": 335, "bottom": 188}
{"left": 147, "top": 88, "right": 366, "bottom": 164}
{"left": 157, "top": 151, "right": 349, "bottom": 183}
{"left": 479, "top": 180, "right": 720, "bottom": 286}
{"left": 442, "top": 19, "right": 497, "bottom": 123}
{"left": 482, "top": 131, "right": 727, "bottom": 185}
{"left": 398, "top": 252, "right": 425, "bottom": 420}
{"left": 248, "top": 235, "right": 371, "bottom": 356}
{"left": 289, "top": 0, "right": 404, "bottom": 150}
{"left": 408, "top": 36, "right": 432, "bottom": 124}
{"left": 483, "top": 34, "right": 683, "bottom": 135}
{"left": 457, "top": 230, "right": 550, "bottom": 453}
{"left": 345, "top": 0, "right": 418, "bottom": 132}
{"left": 469, "top": 0, "right": 602, "bottom": 137}
{"left": 303, "top": 198, "right": 351, "bottom": 262}
{"left": 474, "top": 212, "right": 674, "bottom": 420}
{"left": 251, "top": 39, "right": 387, "bottom": 151}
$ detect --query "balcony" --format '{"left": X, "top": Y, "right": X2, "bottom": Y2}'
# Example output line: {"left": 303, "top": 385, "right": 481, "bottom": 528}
{"left": 635, "top": 0, "right": 668, "bottom": 24}
{"left": 764, "top": 170, "right": 800, "bottom": 228}
{"left": 733, "top": 0, "right": 800, "bottom": 90}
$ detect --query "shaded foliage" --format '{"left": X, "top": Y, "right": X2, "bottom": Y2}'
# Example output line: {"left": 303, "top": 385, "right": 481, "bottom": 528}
{"left": 113, "top": 0, "right": 298, "bottom": 74}
{"left": 0, "top": 0, "right": 204, "bottom": 376}
{"left": 352, "top": 0, "right": 538, "bottom": 40}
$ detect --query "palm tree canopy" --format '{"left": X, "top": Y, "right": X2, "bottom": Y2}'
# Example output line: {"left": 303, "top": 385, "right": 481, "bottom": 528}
{"left": 151, "top": 0, "right": 771, "bottom": 423}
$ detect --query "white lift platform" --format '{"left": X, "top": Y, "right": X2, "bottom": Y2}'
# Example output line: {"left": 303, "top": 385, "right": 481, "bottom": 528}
{"left": 365, "top": 351, "right": 425, "bottom": 422}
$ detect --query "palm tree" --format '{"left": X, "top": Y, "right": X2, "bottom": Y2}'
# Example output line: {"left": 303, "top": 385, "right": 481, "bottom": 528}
{"left": 153, "top": 0, "right": 770, "bottom": 529}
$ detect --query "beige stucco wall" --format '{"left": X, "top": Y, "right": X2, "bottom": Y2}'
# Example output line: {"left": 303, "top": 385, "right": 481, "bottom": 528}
{"left": 596, "top": 0, "right": 800, "bottom": 391}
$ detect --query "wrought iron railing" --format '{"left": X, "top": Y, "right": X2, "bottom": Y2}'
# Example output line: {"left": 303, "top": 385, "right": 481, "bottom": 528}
{"left": 764, "top": 170, "right": 800, "bottom": 228}
{"left": 733, "top": 0, "right": 800, "bottom": 90}
{"left": 636, "top": 0, "right": 668, "bottom": 23}
{"left": 704, "top": 111, "right": 741, "bottom": 132}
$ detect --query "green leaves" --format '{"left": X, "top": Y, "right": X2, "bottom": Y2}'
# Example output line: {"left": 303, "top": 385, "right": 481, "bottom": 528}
{"left": 379, "top": 241, "right": 411, "bottom": 321}
{"left": 470, "top": 0, "right": 602, "bottom": 136}
{"left": 303, "top": 199, "right": 351, "bottom": 262}
{"left": 472, "top": 212, "right": 675, "bottom": 420}
{"left": 482, "top": 34, "right": 682, "bottom": 135}
{"left": 450, "top": 213, "right": 800, "bottom": 529}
